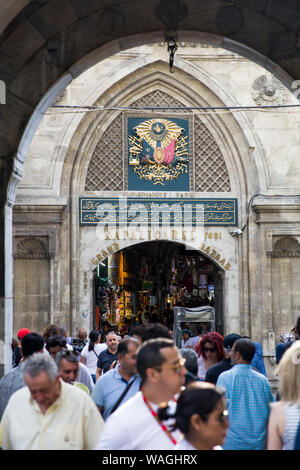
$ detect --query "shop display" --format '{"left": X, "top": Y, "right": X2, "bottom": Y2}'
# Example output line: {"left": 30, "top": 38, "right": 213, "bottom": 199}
{"left": 94, "top": 241, "right": 217, "bottom": 334}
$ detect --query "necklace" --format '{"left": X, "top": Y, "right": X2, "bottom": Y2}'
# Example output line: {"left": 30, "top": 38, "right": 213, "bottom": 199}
{"left": 142, "top": 392, "right": 177, "bottom": 445}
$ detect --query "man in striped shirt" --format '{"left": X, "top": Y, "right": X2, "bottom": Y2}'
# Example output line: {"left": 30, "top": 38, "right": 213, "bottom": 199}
{"left": 217, "top": 338, "right": 274, "bottom": 450}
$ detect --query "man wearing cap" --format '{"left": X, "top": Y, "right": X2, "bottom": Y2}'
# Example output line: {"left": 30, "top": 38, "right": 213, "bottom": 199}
{"left": 0, "top": 333, "right": 44, "bottom": 420}
{"left": 12, "top": 328, "right": 31, "bottom": 368}
{"left": 205, "top": 333, "right": 241, "bottom": 384}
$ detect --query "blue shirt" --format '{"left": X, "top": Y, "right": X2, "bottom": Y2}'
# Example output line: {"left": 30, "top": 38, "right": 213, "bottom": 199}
{"left": 96, "top": 349, "right": 118, "bottom": 374}
{"left": 251, "top": 342, "right": 266, "bottom": 376}
{"left": 91, "top": 366, "right": 141, "bottom": 420}
{"left": 217, "top": 364, "right": 274, "bottom": 450}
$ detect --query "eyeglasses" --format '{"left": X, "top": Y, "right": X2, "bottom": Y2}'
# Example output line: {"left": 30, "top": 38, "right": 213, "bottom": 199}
{"left": 216, "top": 409, "right": 229, "bottom": 424}
{"left": 203, "top": 347, "right": 216, "bottom": 353}
{"left": 156, "top": 358, "right": 186, "bottom": 374}
{"left": 58, "top": 349, "right": 79, "bottom": 358}
{"left": 224, "top": 347, "right": 233, "bottom": 354}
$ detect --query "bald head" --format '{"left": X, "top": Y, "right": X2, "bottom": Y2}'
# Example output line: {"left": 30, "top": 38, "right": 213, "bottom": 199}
{"left": 77, "top": 328, "right": 87, "bottom": 341}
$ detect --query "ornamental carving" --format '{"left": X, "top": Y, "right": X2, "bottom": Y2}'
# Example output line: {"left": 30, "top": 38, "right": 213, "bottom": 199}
{"left": 252, "top": 74, "right": 287, "bottom": 106}
{"left": 271, "top": 236, "right": 300, "bottom": 258}
{"left": 14, "top": 237, "right": 51, "bottom": 259}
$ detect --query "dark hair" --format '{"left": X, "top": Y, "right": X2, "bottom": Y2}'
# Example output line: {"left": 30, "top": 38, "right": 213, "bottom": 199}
{"left": 117, "top": 336, "right": 139, "bottom": 356}
{"left": 21, "top": 333, "right": 44, "bottom": 358}
{"left": 88, "top": 330, "right": 100, "bottom": 352}
{"left": 136, "top": 338, "right": 175, "bottom": 384}
{"left": 45, "top": 334, "right": 66, "bottom": 351}
{"left": 296, "top": 315, "right": 300, "bottom": 336}
{"left": 140, "top": 323, "right": 172, "bottom": 343}
{"left": 132, "top": 324, "right": 148, "bottom": 338}
{"left": 158, "top": 384, "right": 226, "bottom": 434}
{"left": 42, "top": 324, "right": 59, "bottom": 341}
{"left": 234, "top": 338, "right": 255, "bottom": 362}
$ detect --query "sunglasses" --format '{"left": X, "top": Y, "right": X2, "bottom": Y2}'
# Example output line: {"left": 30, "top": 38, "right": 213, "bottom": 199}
{"left": 203, "top": 347, "right": 216, "bottom": 353}
{"left": 58, "top": 349, "right": 79, "bottom": 358}
{"left": 216, "top": 409, "right": 229, "bottom": 424}
{"left": 156, "top": 358, "right": 186, "bottom": 374}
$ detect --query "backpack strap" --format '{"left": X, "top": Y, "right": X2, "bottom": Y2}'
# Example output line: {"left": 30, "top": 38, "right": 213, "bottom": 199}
{"left": 109, "top": 376, "right": 137, "bottom": 415}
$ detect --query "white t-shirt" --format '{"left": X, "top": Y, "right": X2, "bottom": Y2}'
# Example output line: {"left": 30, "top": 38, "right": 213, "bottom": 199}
{"left": 197, "top": 355, "right": 207, "bottom": 380}
{"left": 181, "top": 337, "right": 196, "bottom": 349}
{"left": 81, "top": 343, "right": 107, "bottom": 375}
{"left": 95, "top": 391, "right": 182, "bottom": 450}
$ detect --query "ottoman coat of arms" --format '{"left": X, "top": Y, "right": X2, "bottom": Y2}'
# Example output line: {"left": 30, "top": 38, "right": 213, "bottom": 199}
{"left": 128, "top": 117, "right": 189, "bottom": 188}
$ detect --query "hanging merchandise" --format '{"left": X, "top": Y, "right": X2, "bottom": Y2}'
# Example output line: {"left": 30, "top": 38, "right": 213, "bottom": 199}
{"left": 199, "top": 274, "right": 207, "bottom": 288}
{"left": 192, "top": 262, "right": 198, "bottom": 286}
{"left": 183, "top": 272, "right": 193, "bottom": 292}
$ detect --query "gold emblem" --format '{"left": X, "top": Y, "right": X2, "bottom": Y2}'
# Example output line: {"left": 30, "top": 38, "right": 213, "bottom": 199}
{"left": 128, "top": 118, "right": 189, "bottom": 186}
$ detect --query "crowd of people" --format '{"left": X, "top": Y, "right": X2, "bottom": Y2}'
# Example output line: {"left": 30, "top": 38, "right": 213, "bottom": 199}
{"left": 1, "top": 312, "right": 300, "bottom": 451}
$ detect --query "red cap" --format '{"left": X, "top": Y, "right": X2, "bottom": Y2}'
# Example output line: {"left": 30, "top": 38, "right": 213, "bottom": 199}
{"left": 17, "top": 328, "right": 31, "bottom": 339}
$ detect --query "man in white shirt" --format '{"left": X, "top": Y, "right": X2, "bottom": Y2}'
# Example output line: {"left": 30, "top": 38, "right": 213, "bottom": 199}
{"left": 0, "top": 353, "right": 104, "bottom": 450}
{"left": 95, "top": 337, "right": 187, "bottom": 450}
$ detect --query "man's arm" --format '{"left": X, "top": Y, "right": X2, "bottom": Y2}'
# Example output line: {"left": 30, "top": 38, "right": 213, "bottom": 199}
{"left": 82, "top": 398, "right": 105, "bottom": 450}
{"left": 91, "top": 375, "right": 105, "bottom": 415}
{"left": 216, "top": 371, "right": 230, "bottom": 399}
{"left": 0, "top": 404, "right": 12, "bottom": 450}
{"left": 95, "top": 367, "right": 102, "bottom": 381}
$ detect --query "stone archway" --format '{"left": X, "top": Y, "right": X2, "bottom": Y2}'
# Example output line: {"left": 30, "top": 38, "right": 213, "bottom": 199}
{"left": 2, "top": 0, "right": 300, "bottom": 375}
{"left": 76, "top": 227, "right": 238, "bottom": 340}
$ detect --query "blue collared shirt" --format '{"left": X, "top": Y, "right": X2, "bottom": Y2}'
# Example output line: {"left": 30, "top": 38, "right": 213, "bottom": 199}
{"left": 217, "top": 364, "right": 274, "bottom": 450}
{"left": 91, "top": 366, "right": 141, "bottom": 420}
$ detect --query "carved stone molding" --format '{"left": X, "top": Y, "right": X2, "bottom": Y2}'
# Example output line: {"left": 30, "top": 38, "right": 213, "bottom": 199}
{"left": 252, "top": 74, "right": 287, "bottom": 106}
{"left": 14, "top": 232, "right": 55, "bottom": 259}
{"left": 271, "top": 236, "right": 300, "bottom": 258}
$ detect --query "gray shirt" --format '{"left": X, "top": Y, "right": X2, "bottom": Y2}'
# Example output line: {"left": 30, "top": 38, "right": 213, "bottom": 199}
{"left": 0, "top": 364, "right": 25, "bottom": 420}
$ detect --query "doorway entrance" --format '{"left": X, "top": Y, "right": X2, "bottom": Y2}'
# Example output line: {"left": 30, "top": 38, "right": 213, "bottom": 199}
{"left": 93, "top": 241, "right": 224, "bottom": 336}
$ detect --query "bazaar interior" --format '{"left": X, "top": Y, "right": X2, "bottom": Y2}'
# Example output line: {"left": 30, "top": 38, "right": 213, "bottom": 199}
{"left": 93, "top": 241, "right": 224, "bottom": 335}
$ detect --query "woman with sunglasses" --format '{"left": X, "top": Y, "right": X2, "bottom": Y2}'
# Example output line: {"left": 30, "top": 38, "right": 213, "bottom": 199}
{"left": 195, "top": 332, "right": 225, "bottom": 380}
{"left": 158, "top": 381, "right": 229, "bottom": 450}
